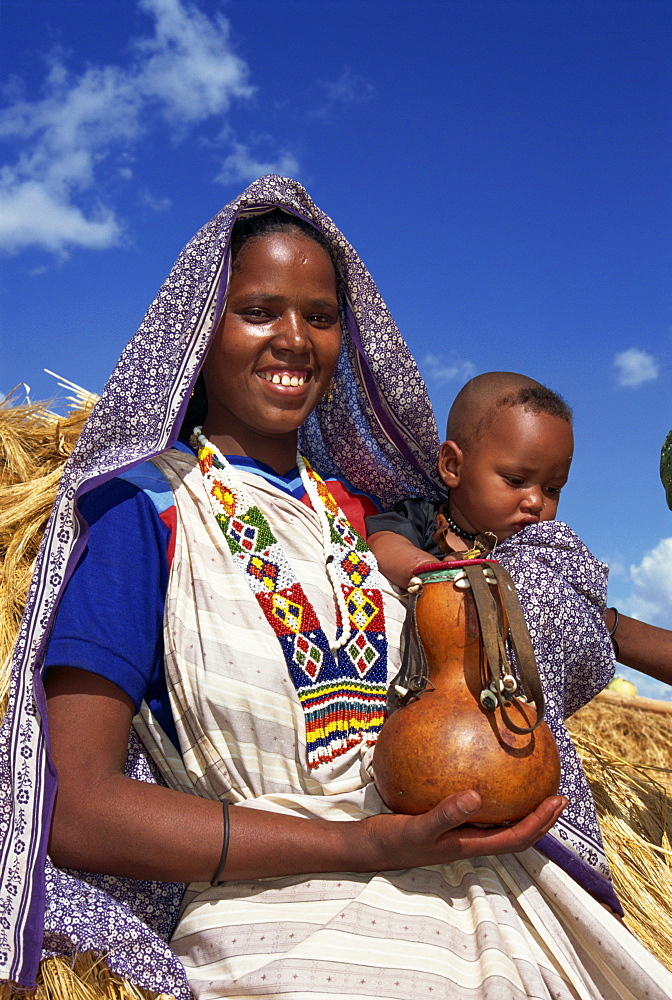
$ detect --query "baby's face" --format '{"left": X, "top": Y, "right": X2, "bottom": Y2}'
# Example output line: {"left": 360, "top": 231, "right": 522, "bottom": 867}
{"left": 440, "top": 407, "right": 574, "bottom": 543}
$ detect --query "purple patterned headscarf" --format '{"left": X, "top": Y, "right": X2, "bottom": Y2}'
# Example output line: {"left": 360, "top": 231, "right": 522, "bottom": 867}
{"left": 0, "top": 176, "right": 443, "bottom": 989}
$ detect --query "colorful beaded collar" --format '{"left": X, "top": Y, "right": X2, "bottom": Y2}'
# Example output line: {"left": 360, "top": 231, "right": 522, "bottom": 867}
{"left": 195, "top": 429, "right": 388, "bottom": 770}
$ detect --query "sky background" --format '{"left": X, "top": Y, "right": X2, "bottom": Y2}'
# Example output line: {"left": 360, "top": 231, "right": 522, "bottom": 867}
{"left": 1, "top": 0, "right": 671, "bottom": 697}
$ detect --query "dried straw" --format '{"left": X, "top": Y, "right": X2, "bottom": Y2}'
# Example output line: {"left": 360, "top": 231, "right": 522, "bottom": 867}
{"left": 568, "top": 689, "right": 672, "bottom": 791}
{"left": 1, "top": 390, "right": 179, "bottom": 999}
{"left": 2, "top": 389, "right": 672, "bottom": 991}
{"left": 0, "top": 950, "right": 175, "bottom": 999}
{"left": 568, "top": 693, "right": 672, "bottom": 971}
{"left": 0, "top": 387, "right": 93, "bottom": 714}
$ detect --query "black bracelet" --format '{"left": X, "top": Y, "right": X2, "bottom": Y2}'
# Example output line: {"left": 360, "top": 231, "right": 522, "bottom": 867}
{"left": 211, "top": 799, "right": 230, "bottom": 887}
{"left": 607, "top": 607, "right": 619, "bottom": 637}
{"left": 607, "top": 607, "right": 620, "bottom": 658}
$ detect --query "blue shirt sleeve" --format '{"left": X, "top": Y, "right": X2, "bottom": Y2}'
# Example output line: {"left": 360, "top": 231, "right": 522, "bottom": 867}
{"left": 43, "top": 477, "right": 176, "bottom": 745}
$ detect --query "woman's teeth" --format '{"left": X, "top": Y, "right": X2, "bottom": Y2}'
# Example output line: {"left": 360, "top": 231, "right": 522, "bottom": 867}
{"left": 259, "top": 372, "right": 306, "bottom": 386}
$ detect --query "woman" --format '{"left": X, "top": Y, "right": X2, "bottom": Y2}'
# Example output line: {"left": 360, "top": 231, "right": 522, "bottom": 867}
{"left": 1, "top": 176, "right": 670, "bottom": 1000}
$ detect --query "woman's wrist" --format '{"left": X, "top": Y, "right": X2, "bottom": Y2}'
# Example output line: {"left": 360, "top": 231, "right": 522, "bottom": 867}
{"left": 601, "top": 612, "right": 672, "bottom": 685}
{"left": 605, "top": 606, "right": 620, "bottom": 657}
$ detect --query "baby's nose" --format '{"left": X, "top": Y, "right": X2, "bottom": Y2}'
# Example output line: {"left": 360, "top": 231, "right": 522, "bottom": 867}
{"left": 523, "top": 488, "right": 544, "bottom": 513}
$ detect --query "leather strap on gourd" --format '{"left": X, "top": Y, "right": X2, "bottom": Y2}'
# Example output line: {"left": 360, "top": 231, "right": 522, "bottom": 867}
{"left": 394, "top": 562, "right": 546, "bottom": 734}
{"left": 395, "top": 590, "right": 431, "bottom": 706}
{"left": 464, "top": 562, "right": 546, "bottom": 735}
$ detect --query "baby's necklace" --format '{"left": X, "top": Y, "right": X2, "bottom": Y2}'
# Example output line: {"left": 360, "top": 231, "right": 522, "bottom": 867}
{"left": 444, "top": 508, "right": 476, "bottom": 543}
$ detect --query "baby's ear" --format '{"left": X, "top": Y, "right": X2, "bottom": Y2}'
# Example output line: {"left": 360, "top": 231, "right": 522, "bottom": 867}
{"left": 438, "top": 440, "right": 462, "bottom": 487}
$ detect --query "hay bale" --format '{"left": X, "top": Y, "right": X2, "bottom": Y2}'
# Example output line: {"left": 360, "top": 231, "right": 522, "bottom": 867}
{"left": 0, "top": 951, "right": 175, "bottom": 1000}
{"left": 569, "top": 689, "right": 672, "bottom": 791}
{"left": 568, "top": 692, "right": 672, "bottom": 971}
{"left": 1, "top": 392, "right": 179, "bottom": 998}
{"left": 0, "top": 391, "right": 92, "bottom": 711}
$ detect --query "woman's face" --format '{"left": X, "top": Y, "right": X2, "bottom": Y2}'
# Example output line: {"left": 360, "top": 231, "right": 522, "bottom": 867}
{"left": 201, "top": 230, "right": 341, "bottom": 465}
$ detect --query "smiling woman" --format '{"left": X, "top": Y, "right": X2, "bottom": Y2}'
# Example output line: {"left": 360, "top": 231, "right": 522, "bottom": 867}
{"left": 2, "top": 176, "right": 672, "bottom": 1000}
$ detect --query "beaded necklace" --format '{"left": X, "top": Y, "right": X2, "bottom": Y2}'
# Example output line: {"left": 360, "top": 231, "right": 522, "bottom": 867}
{"left": 443, "top": 506, "right": 476, "bottom": 542}
{"left": 194, "top": 429, "right": 388, "bottom": 769}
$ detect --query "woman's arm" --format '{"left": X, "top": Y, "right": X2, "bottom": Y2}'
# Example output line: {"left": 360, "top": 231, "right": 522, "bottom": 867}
{"left": 606, "top": 610, "right": 672, "bottom": 686}
{"left": 46, "top": 666, "right": 566, "bottom": 883}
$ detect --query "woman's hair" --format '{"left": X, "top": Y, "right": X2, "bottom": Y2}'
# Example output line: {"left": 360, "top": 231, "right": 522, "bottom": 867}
{"left": 230, "top": 208, "right": 334, "bottom": 271}
{"left": 178, "top": 209, "right": 337, "bottom": 442}
{"left": 180, "top": 374, "right": 209, "bottom": 441}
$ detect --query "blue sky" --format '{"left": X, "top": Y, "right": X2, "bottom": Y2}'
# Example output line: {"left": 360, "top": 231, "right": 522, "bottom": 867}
{"left": 2, "top": 0, "right": 671, "bottom": 696}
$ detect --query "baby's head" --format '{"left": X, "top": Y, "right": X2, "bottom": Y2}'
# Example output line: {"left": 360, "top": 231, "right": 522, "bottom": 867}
{"left": 439, "top": 372, "right": 573, "bottom": 543}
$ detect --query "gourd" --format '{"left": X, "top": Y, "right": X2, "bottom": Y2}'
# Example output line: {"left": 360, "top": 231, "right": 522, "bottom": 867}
{"left": 373, "top": 560, "right": 560, "bottom": 825}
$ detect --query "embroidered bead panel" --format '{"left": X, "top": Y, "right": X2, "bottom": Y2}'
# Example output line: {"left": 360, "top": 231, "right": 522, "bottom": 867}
{"left": 197, "top": 441, "right": 388, "bottom": 769}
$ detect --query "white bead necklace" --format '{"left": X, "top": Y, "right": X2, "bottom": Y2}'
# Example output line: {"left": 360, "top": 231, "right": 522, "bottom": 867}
{"left": 296, "top": 453, "right": 350, "bottom": 651}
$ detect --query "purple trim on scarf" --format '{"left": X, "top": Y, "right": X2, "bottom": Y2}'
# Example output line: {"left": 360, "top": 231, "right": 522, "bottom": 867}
{"left": 17, "top": 675, "right": 57, "bottom": 987}
{"left": 27, "top": 468, "right": 119, "bottom": 681}
{"left": 535, "top": 833, "right": 623, "bottom": 915}
{"left": 168, "top": 236, "right": 232, "bottom": 452}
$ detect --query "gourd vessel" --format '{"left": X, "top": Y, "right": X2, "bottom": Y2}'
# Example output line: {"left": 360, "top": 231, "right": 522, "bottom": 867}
{"left": 373, "top": 560, "right": 561, "bottom": 825}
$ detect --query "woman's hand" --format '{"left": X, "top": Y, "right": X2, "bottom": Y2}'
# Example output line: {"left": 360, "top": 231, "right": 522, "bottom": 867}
{"left": 355, "top": 790, "right": 566, "bottom": 871}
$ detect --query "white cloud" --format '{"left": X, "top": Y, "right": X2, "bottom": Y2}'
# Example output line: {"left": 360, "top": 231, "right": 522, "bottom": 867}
{"left": 216, "top": 142, "right": 299, "bottom": 185}
{"left": 0, "top": 180, "right": 123, "bottom": 253}
{"left": 611, "top": 536, "right": 672, "bottom": 700}
{"left": 613, "top": 347, "right": 659, "bottom": 388}
{"left": 621, "top": 537, "right": 672, "bottom": 626}
{"left": 420, "top": 353, "right": 476, "bottom": 386}
{"left": 138, "top": 189, "right": 172, "bottom": 213}
{"left": 309, "top": 67, "right": 376, "bottom": 120}
{"left": 322, "top": 67, "right": 375, "bottom": 105}
{"left": 0, "top": 0, "right": 258, "bottom": 256}
{"left": 133, "top": 0, "right": 252, "bottom": 121}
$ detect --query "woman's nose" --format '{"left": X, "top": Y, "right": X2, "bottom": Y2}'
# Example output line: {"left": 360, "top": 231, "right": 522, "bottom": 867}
{"left": 272, "top": 310, "right": 311, "bottom": 352}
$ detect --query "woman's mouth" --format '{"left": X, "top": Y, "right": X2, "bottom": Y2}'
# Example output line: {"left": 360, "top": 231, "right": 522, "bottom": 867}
{"left": 257, "top": 369, "right": 311, "bottom": 387}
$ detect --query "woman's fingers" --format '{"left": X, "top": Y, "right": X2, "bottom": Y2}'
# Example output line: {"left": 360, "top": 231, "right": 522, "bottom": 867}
{"left": 428, "top": 791, "right": 566, "bottom": 843}
{"left": 429, "top": 792, "right": 567, "bottom": 850}
{"left": 448, "top": 794, "right": 568, "bottom": 858}
{"left": 420, "top": 789, "right": 483, "bottom": 834}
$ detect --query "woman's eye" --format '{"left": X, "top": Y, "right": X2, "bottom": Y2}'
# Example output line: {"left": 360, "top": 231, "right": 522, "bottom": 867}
{"left": 308, "top": 313, "right": 337, "bottom": 326}
{"left": 243, "top": 308, "right": 272, "bottom": 320}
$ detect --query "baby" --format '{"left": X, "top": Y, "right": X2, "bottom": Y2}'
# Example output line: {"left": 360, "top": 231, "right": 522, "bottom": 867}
{"left": 367, "top": 370, "right": 574, "bottom": 580}
{"left": 367, "top": 371, "right": 622, "bottom": 912}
